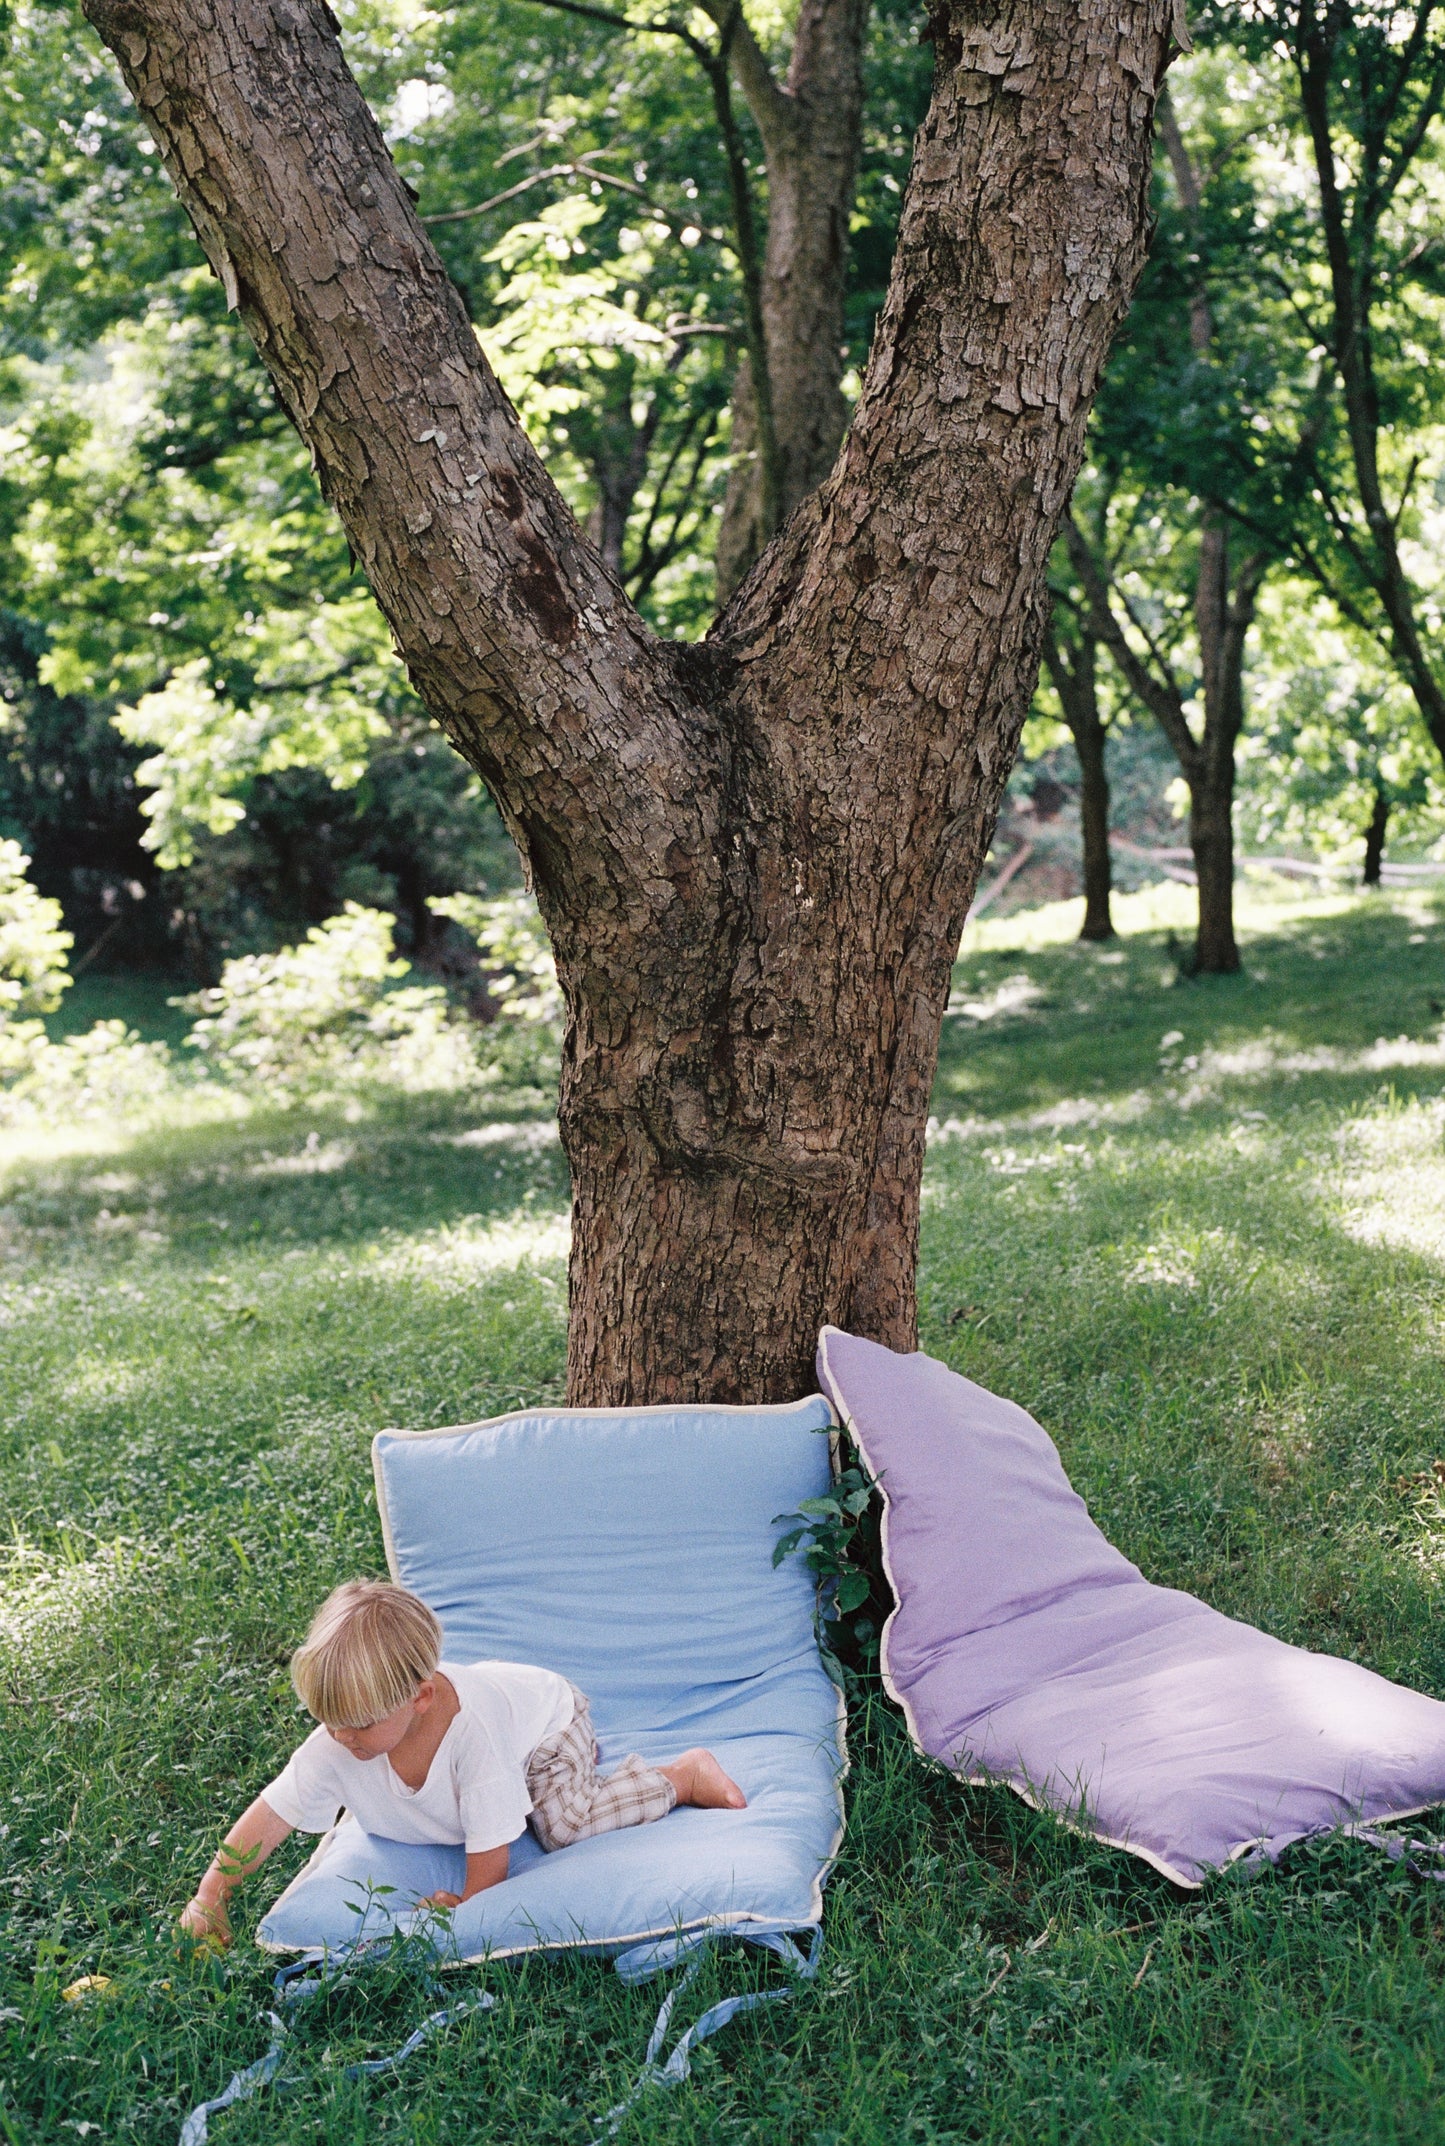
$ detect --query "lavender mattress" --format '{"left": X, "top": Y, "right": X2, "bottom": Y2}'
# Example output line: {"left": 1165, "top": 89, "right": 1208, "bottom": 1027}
{"left": 818, "top": 1327, "right": 1445, "bottom": 1886}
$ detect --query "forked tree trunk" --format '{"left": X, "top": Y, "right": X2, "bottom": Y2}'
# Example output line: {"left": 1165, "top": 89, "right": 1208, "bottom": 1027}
{"left": 711, "top": 0, "right": 871, "bottom": 602}
{"left": 81, "top": 0, "right": 1175, "bottom": 1402}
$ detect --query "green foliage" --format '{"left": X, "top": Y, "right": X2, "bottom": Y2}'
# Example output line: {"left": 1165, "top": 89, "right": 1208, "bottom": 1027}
{"left": 0, "top": 0, "right": 192, "bottom": 364}
{"left": 2, "top": 280, "right": 407, "bottom": 865}
{"left": 0, "top": 1014, "right": 176, "bottom": 1126}
{"left": 1239, "top": 593, "right": 1445, "bottom": 860}
{"left": 429, "top": 889, "right": 561, "bottom": 1025}
{"left": 0, "top": 836, "right": 69, "bottom": 1016}
{"left": 1190, "top": 5, "right": 1445, "bottom": 706}
{"left": 772, "top": 1444, "right": 891, "bottom": 1693}
{"left": 477, "top": 195, "right": 732, "bottom": 629}
{"left": 179, "top": 903, "right": 482, "bottom": 1098}
{"left": 0, "top": 880, "right": 566, "bottom": 1124}
{"left": 0, "top": 0, "right": 937, "bottom": 921}
{"left": 2, "top": 886, "right": 1445, "bottom": 2140}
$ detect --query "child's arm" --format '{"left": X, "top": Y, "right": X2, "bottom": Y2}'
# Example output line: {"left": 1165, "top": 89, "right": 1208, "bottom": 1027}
{"left": 425, "top": 1843, "right": 510, "bottom": 1910}
{"left": 180, "top": 1795, "right": 294, "bottom": 1947}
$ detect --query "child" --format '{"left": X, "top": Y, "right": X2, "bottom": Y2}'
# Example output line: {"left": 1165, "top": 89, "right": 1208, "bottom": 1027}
{"left": 180, "top": 1579, "right": 746, "bottom": 1946}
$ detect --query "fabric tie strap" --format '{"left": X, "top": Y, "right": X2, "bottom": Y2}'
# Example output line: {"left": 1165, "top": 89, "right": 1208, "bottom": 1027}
{"left": 1356, "top": 1826, "right": 1445, "bottom": 1881}
{"left": 176, "top": 1922, "right": 820, "bottom": 2145}
{"left": 587, "top": 1926, "right": 824, "bottom": 2144}
{"left": 176, "top": 1940, "right": 494, "bottom": 2146}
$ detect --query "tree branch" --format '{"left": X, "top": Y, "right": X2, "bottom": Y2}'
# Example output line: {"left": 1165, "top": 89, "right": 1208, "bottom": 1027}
{"left": 515, "top": 0, "right": 707, "bottom": 60}
{"left": 1065, "top": 517, "right": 1201, "bottom": 775}
{"left": 696, "top": 0, "right": 798, "bottom": 157}
{"left": 628, "top": 407, "right": 722, "bottom": 600}
{"left": 421, "top": 155, "right": 720, "bottom": 239}
{"left": 516, "top": 0, "right": 783, "bottom": 541}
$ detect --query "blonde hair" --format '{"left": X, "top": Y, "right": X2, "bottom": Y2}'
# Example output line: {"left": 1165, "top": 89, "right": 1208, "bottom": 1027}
{"left": 290, "top": 1580, "right": 442, "bottom": 1728}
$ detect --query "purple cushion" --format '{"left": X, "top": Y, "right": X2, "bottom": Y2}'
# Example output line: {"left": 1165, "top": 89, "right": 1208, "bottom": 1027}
{"left": 817, "top": 1328, "right": 1445, "bottom": 1886}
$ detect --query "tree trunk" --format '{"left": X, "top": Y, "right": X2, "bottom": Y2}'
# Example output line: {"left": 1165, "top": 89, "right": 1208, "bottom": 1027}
{"left": 1362, "top": 786, "right": 1389, "bottom": 887}
{"left": 1075, "top": 705, "right": 1115, "bottom": 942}
{"left": 712, "top": 0, "right": 870, "bottom": 601}
{"left": 1186, "top": 765, "right": 1237, "bottom": 974}
{"left": 82, "top": 0, "right": 1175, "bottom": 1402}
{"left": 1068, "top": 87, "right": 1269, "bottom": 983}
{"left": 1184, "top": 516, "right": 1241, "bottom": 974}
{"left": 1043, "top": 613, "right": 1113, "bottom": 940}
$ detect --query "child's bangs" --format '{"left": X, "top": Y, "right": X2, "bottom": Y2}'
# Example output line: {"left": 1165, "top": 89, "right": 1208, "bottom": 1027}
{"left": 293, "top": 1646, "right": 417, "bottom": 1729}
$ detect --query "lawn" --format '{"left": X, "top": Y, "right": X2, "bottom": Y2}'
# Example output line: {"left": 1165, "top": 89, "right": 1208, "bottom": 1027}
{"left": 2, "top": 878, "right": 1444, "bottom": 2145}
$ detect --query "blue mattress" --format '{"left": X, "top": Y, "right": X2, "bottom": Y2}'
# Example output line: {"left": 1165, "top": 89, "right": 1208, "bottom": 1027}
{"left": 257, "top": 1396, "right": 846, "bottom": 1964}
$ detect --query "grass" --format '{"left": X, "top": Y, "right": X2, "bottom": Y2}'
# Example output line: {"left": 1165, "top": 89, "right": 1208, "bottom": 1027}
{"left": 45, "top": 972, "right": 199, "bottom": 1053}
{"left": 2, "top": 878, "right": 1445, "bottom": 2144}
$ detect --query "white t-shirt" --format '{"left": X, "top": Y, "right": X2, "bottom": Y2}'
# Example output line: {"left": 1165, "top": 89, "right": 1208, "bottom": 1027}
{"left": 262, "top": 1659, "right": 575, "bottom": 1854}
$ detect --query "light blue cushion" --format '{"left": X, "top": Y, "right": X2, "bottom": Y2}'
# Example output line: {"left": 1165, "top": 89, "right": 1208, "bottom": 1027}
{"left": 257, "top": 1397, "right": 845, "bottom": 1962}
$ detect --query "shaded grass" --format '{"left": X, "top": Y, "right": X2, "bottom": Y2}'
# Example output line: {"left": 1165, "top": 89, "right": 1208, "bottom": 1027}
{"left": 2, "top": 883, "right": 1445, "bottom": 2142}
{"left": 44, "top": 972, "right": 199, "bottom": 1052}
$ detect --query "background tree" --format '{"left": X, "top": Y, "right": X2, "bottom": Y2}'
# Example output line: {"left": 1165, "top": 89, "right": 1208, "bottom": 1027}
{"left": 1234, "top": 2, "right": 1445, "bottom": 770}
{"left": 1061, "top": 54, "right": 1331, "bottom": 972}
{"left": 412, "top": 0, "right": 930, "bottom": 601}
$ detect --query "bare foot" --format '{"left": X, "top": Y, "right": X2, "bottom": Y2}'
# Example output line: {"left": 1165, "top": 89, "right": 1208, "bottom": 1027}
{"left": 659, "top": 1749, "right": 747, "bottom": 1811}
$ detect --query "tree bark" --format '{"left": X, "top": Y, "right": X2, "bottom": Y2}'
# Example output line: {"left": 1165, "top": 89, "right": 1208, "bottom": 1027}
{"left": 711, "top": 0, "right": 870, "bottom": 601}
{"left": 81, "top": 0, "right": 1175, "bottom": 1402}
{"left": 1042, "top": 613, "right": 1114, "bottom": 940}
{"left": 1362, "top": 785, "right": 1389, "bottom": 886}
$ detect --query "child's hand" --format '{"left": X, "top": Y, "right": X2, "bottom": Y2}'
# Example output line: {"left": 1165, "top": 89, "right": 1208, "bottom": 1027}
{"left": 422, "top": 1890, "right": 461, "bottom": 1910}
{"left": 179, "top": 1896, "right": 232, "bottom": 1948}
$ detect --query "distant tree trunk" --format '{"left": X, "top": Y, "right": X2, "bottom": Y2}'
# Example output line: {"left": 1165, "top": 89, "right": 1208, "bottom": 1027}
{"left": 1065, "top": 91, "right": 1267, "bottom": 976}
{"left": 1075, "top": 712, "right": 1114, "bottom": 941}
{"left": 1042, "top": 611, "right": 1114, "bottom": 940}
{"left": 1067, "top": 517, "right": 1261, "bottom": 976}
{"left": 589, "top": 386, "right": 653, "bottom": 584}
{"left": 1186, "top": 514, "right": 1258, "bottom": 974}
{"left": 1189, "top": 762, "right": 1238, "bottom": 972}
{"left": 82, "top": 0, "right": 1176, "bottom": 1402}
{"left": 1362, "top": 786, "right": 1389, "bottom": 886}
{"left": 711, "top": 0, "right": 870, "bottom": 601}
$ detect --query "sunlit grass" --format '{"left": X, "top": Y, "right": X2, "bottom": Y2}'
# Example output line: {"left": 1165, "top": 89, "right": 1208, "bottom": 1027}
{"left": 1, "top": 883, "right": 1444, "bottom": 2142}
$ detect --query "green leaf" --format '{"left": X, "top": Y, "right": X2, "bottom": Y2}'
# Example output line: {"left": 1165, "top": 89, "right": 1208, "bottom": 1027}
{"left": 834, "top": 1571, "right": 871, "bottom": 1613}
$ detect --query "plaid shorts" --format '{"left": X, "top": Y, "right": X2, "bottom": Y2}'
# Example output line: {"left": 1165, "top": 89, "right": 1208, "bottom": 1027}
{"left": 524, "top": 1684, "right": 677, "bottom": 1853}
